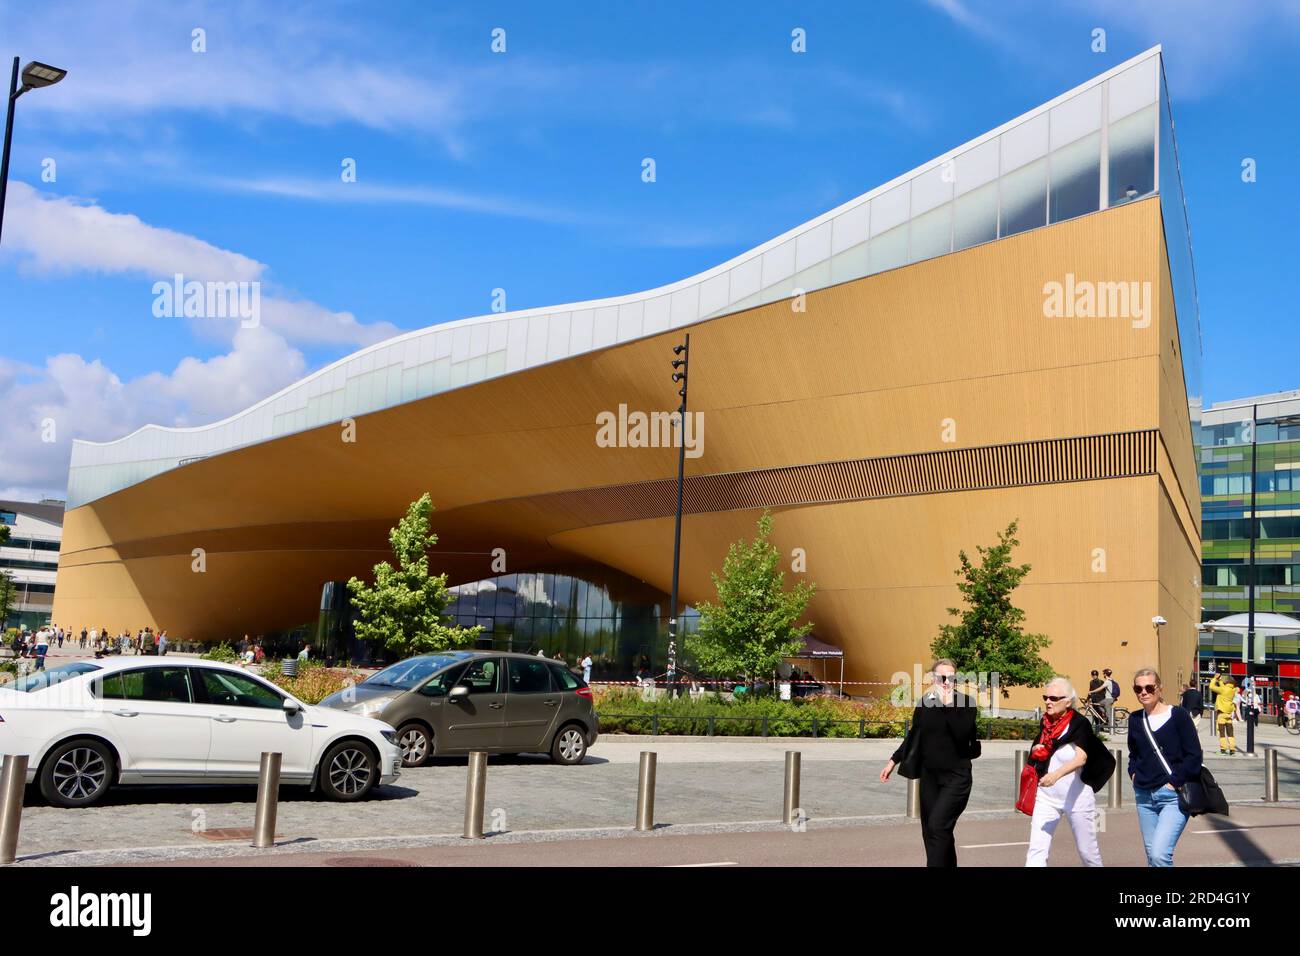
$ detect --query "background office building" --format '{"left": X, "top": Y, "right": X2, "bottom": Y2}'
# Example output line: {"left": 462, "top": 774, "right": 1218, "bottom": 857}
{"left": 53, "top": 48, "right": 1202, "bottom": 707}
{"left": 1, "top": 498, "right": 64, "bottom": 631}
{"left": 1198, "top": 390, "right": 1300, "bottom": 697}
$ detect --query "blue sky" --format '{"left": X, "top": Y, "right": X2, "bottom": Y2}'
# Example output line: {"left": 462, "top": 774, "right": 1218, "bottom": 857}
{"left": 2, "top": 0, "right": 1299, "bottom": 499}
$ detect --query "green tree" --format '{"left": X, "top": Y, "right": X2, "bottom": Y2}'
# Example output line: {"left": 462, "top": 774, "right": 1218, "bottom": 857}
{"left": 347, "top": 493, "right": 481, "bottom": 657}
{"left": 931, "top": 519, "right": 1054, "bottom": 696}
{"left": 0, "top": 571, "right": 15, "bottom": 628}
{"left": 689, "top": 511, "right": 816, "bottom": 686}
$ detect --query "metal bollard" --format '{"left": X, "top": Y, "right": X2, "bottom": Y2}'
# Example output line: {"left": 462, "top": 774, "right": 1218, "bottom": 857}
{"left": 463, "top": 751, "right": 488, "bottom": 839}
{"left": 1108, "top": 749, "right": 1124, "bottom": 808}
{"left": 251, "top": 752, "right": 281, "bottom": 848}
{"left": 1014, "top": 749, "right": 1027, "bottom": 799}
{"left": 1265, "top": 748, "right": 1279, "bottom": 802}
{"left": 0, "top": 754, "right": 29, "bottom": 865}
{"left": 635, "top": 751, "right": 657, "bottom": 832}
{"left": 782, "top": 751, "right": 801, "bottom": 825}
{"left": 905, "top": 776, "right": 920, "bottom": 818}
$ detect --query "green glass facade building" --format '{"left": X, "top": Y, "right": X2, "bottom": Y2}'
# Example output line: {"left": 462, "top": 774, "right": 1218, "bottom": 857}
{"left": 1198, "top": 391, "right": 1300, "bottom": 691}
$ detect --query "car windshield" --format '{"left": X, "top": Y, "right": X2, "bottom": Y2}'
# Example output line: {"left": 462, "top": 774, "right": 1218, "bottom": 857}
{"left": 8, "top": 661, "right": 101, "bottom": 693}
{"left": 364, "top": 655, "right": 465, "bottom": 690}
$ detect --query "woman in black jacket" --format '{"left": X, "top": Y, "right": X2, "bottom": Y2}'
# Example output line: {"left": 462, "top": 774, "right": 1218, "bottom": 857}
{"left": 1127, "top": 667, "right": 1203, "bottom": 866}
{"left": 880, "top": 659, "right": 981, "bottom": 866}
{"left": 1023, "top": 677, "right": 1115, "bottom": 866}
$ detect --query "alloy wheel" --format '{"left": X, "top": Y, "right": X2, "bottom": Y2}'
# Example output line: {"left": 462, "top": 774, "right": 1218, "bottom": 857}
{"left": 52, "top": 747, "right": 108, "bottom": 800}
{"left": 328, "top": 747, "right": 373, "bottom": 795}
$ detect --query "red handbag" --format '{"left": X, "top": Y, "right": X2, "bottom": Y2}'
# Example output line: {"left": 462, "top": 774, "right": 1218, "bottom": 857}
{"left": 1016, "top": 762, "right": 1039, "bottom": 816}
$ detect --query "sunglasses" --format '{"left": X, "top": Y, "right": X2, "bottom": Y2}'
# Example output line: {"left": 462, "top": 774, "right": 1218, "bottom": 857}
{"left": 1042, "top": 694, "right": 1068, "bottom": 702}
{"left": 1133, "top": 684, "right": 1159, "bottom": 695}
{"left": 935, "top": 675, "right": 956, "bottom": 684}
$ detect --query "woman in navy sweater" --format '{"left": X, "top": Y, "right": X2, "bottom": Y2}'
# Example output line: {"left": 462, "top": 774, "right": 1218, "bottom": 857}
{"left": 1127, "top": 666, "right": 1203, "bottom": 866}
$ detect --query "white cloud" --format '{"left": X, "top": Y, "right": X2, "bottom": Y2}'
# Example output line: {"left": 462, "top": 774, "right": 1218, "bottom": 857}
{"left": 3, "top": 181, "right": 399, "bottom": 349}
{"left": 0, "top": 329, "right": 308, "bottom": 500}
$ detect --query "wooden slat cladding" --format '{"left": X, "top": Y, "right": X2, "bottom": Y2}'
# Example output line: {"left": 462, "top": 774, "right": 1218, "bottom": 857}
{"left": 537, "top": 429, "right": 1157, "bottom": 527}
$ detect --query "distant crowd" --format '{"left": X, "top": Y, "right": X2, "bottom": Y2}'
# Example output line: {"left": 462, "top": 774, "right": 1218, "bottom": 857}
{"left": 7, "top": 624, "right": 170, "bottom": 670}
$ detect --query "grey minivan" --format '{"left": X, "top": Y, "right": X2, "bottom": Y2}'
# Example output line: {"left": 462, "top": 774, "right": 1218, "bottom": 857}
{"left": 319, "top": 651, "right": 598, "bottom": 768}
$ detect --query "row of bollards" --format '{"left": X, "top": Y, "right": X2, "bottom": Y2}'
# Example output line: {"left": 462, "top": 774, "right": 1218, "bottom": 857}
{"left": 0, "top": 741, "right": 1291, "bottom": 862}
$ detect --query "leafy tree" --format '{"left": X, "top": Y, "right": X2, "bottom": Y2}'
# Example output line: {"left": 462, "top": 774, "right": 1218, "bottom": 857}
{"left": 0, "top": 524, "right": 9, "bottom": 545}
{"left": 348, "top": 493, "right": 481, "bottom": 657}
{"left": 930, "top": 519, "right": 1054, "bottom": 696}
{"left": 0, "top": 571, "right": 15, "bottom": 629}
{"left": 689, "top": 511, "right": 816, "bottom": 686}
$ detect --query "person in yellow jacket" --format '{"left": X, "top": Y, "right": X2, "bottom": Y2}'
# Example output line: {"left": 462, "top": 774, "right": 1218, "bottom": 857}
{"left": 1208, "top": 673, "right": 1237, "bottom": 755}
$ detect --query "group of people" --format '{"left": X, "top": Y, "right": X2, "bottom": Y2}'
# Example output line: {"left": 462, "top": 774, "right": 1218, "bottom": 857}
{"left": 7, "top": 624, "right": 169, "bottom": 669}
{"left": 880, "top": 659, "right": 1206, "bottom": 868}
{"left": 533, "top": 648, "right": 595, "bottom": 682}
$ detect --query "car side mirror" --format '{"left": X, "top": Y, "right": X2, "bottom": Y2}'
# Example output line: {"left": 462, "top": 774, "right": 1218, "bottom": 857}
{"left": 283, "top": 698, "right": 302, "bottom": 716}
{"left": 448, "top": 685, "right": 469, "bottom": 701}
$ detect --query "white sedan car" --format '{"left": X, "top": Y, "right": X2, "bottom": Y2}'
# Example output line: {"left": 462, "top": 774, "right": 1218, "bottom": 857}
{"left": 0, "top": 658, "right": 401, "bottom": 807}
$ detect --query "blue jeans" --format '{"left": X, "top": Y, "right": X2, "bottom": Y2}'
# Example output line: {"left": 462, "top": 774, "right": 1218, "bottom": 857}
{"left": 1135, "top": 784, "right": 1188, "bottom": 866}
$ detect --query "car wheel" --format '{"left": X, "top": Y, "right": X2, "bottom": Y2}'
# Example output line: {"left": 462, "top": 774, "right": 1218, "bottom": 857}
{"left": 40, "top": 739, "right": 113, "bottom": 808}
{"left": 397, "top": 723, "right": 432, "bottom": 768}
{"left": 550, "top": 725, "right": 588, "bottom": 765}
{"left": 319, "top": 740, "right": 378, "bottom": 801}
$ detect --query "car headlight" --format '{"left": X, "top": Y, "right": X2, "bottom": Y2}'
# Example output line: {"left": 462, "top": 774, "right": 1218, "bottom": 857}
{"left": 380, "top": 730, "right": 398, "bottom": 745}
{"left": 351, "top": 698, "right": 393, "bottom": 718}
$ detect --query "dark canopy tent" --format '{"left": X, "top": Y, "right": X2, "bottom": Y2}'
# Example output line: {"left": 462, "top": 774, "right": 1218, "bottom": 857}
{"left": 784, "top": 633, "right": 845, "bottom": 696}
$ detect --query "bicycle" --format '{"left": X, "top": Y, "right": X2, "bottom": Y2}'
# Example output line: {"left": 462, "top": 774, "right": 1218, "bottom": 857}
{"left": 1286, "top": 710, "right": 1300, "bottom": 735}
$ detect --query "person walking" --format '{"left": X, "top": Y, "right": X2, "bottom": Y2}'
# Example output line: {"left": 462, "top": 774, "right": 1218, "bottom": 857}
{"left": 880, "top": 659, "right": 981, "bottom": 867}
{"left": 1180, "top": 681, "right": 1205, "bottom": 733}
{"left": 34, "top": 627, "right": 50, "bottom": 671}
{"left": 1023, "top": 677, "right": 1114, "bottom": 867}
{"left": 1086, "top": 670, "right": 1106, "bottom": 729}
{"left": 158, "top": 630, "right": 168, "bottom": 656}
{"left": 298, "top": 643, "right": 312, "bottom": 662}
{"left": 1208, "top": 672, "right": 1237, "bottom": 755}
{"left": 581, "top": 653, "right": 593, "bottom": 683}
{"left": 1128, "top": 667, "right": 1202, "bottom": 867}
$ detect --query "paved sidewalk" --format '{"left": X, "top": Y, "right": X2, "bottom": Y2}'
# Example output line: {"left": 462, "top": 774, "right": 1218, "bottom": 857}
{"left": 6, "top": 736, "right": 1298, "bottom": 865}
{"left": 139, "top": 802, "right": 1300, "bottom": 868}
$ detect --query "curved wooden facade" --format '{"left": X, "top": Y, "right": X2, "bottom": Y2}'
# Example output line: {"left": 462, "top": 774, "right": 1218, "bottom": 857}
{"left": 53, "top": 198, "right": 1201, "bottom": 707}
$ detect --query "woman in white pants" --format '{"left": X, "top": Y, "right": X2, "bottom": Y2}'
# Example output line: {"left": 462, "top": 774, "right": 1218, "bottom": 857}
{"left": 1025, "top": 677, "right": 1116, "bottom": 867}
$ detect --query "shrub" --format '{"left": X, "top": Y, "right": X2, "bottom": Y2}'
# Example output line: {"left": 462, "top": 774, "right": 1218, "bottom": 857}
{"left": 592, "top": 688, "right": 1042, "bottom": 739}
{"left": 202, "top": 642, "right": 240, "bottom": 663}
{"left": 267, "top": 661, "right": 362, "bottom": 705}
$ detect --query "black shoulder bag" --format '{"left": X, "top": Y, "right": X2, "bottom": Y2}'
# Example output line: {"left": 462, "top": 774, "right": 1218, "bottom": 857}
{"left": 1141, "top": 709, "right": 1228, "bottom": 816}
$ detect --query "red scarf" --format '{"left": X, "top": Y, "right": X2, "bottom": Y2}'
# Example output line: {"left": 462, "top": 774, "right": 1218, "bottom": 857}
{"left": 1030, "top": 709, "right": 1074, "bottom": 764}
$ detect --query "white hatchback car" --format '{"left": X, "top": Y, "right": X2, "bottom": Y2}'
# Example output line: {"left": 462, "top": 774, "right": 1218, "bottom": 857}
{"left": 0, "top": 658, "right": 401, "bottom": 807}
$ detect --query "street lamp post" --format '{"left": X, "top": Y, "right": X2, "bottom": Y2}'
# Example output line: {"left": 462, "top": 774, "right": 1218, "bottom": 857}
{"left": 666, "top": 334, "right": 690, "bottom": 698}
{"left": 0, "top": 58, "right": 68, "bottom": 247}
{"left": 1245, "top": 403, "right": 1259, "bottom": 754}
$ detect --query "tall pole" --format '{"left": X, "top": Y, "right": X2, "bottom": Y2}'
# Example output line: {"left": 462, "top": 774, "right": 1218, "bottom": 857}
{"left": 0, "top": 57, "right": 21, "bottom": 247}
{"left": 667, "top": 334, "right": 690, "bottom": 697}
{"left": 1245, "top": 403, "right": 1259, "bottom": 753}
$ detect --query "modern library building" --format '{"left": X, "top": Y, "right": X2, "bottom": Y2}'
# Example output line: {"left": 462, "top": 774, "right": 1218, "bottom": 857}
{"left": 53, "top": 48, "right": 1202, "bottom": 706}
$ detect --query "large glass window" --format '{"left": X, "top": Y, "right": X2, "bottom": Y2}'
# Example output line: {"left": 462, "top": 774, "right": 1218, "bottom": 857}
{"left": 953, "top": 182, "right": 997, "bottom": 252}
{"left": 1049, "top": 132, "right": 1101, "bottom": 223}
{"left": 1108, "top": 104, "right": 1156, "bottom": 205}
{"left": 999, "top": 159, "right": 1047, "bottom": 237}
